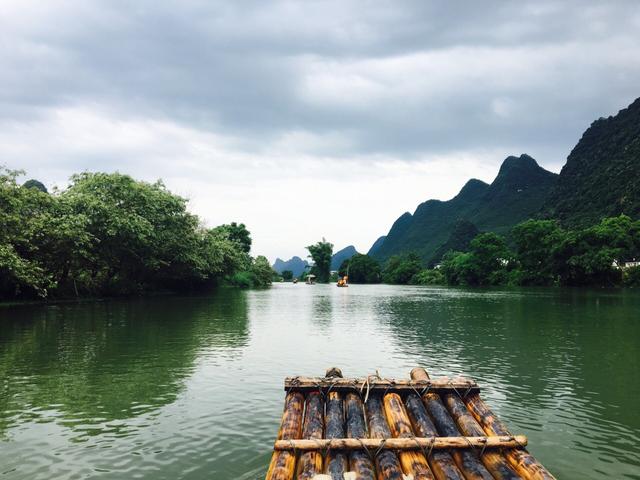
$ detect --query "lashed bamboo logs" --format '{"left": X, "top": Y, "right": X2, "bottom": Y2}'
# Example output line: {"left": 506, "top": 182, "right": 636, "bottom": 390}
{"left": 404, "top": 393, "right": 466, "bottom": 480}
{"left": 365, "top": 394, "right": 404, "bottom": 480}
{"left": 383, "top": 393, "right": 434, "bottom": 479}
{"left": 274, "top": 436, "right": 528, "bottom": 451}
{"left": 266, "top": 392, "right": 305, "bottom": 480}
{"left": 410, "top": 368, "right": 493, "bottom": 480}
{"left": 325, "top": 391, "right": 349, "bottom": 479}
{"left": 345, "top": 393, "right": 375, "bottom": 480}
{"left": 285, "top": 377, "right": 479, "bottom": 394}
{"left": 442, "top": 393, "right": 521, "bottom": 480}
{"left": 297, "top": 392, "right": 324, "bottom": 480}
{"left": 463, "top": 395, "right": 555, "bottom": 480}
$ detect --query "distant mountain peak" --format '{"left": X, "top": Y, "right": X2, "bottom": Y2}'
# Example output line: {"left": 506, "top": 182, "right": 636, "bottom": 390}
{"left": 497, "top": 153, "right": 542, "bottom": 175}
{"left": 453, "top": 178, "right": 489, "bottom": 201}
{"left": 331, "top": 245, "right": 359, "bottom": 270}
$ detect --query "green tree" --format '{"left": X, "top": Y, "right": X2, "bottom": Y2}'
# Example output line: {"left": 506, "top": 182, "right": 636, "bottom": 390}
{"left": 306, "top": 238, "right": 333, "bottom": 283}
{"left": 339, "top": 254, "right": 381, "bottom": 283}
{"left": 214, "top": 222, "right": 252, "bottom": 254}
{"left": 281, "top": 270, "right": 294, "bottom": 281}
{"left": 410, "top": 269, "right": 444, "bottom": 285}
{"left": 512, "top": 219, "right": 564, "bottom": 285}
{"left": 440, "top": 233, "right": 512, "bottom": 286}
{"left": 382, "top": 253, "right": 422, "bottom": 284}
{"left": 553, "top": 215, "right": 640, "bottom": 286}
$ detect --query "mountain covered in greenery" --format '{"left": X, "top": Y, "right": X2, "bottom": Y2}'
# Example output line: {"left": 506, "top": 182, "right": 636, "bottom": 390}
{"left": 331, "top": 245, "right": 358, "bottom": 270}
{"left": 543, "top": 97, "right": 640, "bottom": 226}
{"left": 272, "top": 256, "right": 309, "bottom": 277}
{"left": 372, "top": 154, "right": 558, "bottom": 263}
{"left": 367, "top": 235, "right": 386, "bottom": 256}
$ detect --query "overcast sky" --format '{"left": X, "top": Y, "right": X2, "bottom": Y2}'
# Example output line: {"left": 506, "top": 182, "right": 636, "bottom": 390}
{"left": 2, "top": 1, "right": 640, "bottom": 261}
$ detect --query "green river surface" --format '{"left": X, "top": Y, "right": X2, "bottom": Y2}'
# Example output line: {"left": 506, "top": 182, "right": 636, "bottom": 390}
{"left": 0, "top": 284, "right": 638, "bottom": 479}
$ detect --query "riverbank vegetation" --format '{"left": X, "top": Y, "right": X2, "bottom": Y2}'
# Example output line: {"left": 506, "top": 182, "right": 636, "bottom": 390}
{"left": 330, "top": 216, "right": 640, "bottom": 288}
{"left": 0, "top": 168, "right": 272, "bottom": 301}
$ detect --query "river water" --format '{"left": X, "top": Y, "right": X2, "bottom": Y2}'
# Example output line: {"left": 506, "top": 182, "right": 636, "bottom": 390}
{"left": 0, "top": 284, "right": 638, "bottom": 479}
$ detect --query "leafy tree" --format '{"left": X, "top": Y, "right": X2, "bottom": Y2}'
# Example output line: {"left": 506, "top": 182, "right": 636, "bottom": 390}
{"left": 0, "top": 169, "right": 259, "bottom": 300}
{"left": 553, "top": 215, "right": 640, "bottom": 286}
{"left": 511, "top": 219, "right": 564, "bottom": 285}
{"left": 281, "top": 270, "right": 294, "bottom": 281}
{"left": 410, "top": 269, "right": 444, "bottom": 285}
{"left": 440, "top": 233, "right": 512, "bottom": 286}
{"left": 382, "top": 253, "right": 422, "bottom": 284}
{"left": 306, "top": 238, "right": 333, "bottom": 283}
{"left": 339, "top": 254, "right": 381, "bottom": 283}
{"left": 214, "top": 222, "right": 252, "bottom": 254}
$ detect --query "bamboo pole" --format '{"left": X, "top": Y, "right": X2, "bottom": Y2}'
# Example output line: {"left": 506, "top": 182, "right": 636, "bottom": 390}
{"left": 345, "top": 392, "right": 375, "bottom": 480}
{"left": 274, "top": 436, "right": 528, "bottom": 451}
{"left": 365, "top": 394, "right": 404, "bottom": 480}
{"left": 463, "top": 395, "right": 555, "bottom": 480}
{"left": 297, "top": 392, "right": 324, "bottom": 480}
{"left": 285, "top": 377, "right": 479, "bottom": 394}
{"left": 383, "top": 393, "right": 434, "bottom": 479}
{"left": 410, "top": 368, "right": 493, "bottom": 480}
{"left": 266, "top": 392, "right": 305, "bottom": 480}
{"left": 325, "top": 391, "right": 349, "bottom": 479}
{"left": 442, "top": 393, "right": 521, "bottom": 480}
{"left": 404, "top": 392, "right": 466, "bottom": 480}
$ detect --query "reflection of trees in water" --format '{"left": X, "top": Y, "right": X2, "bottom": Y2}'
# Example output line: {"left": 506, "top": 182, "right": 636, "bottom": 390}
{"left": 311, "top": 294, "right": 333, "bottom": 331}
{"left": 0, "top": 289, "right": 249, "bottom": 435}
{"left": 381, "top": 288, "right": 640, "bottom": 426}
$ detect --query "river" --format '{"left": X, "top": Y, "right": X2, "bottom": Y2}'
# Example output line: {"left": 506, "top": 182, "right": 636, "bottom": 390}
{"left": 0, "top": 284, "right": 638, "bottom": 479}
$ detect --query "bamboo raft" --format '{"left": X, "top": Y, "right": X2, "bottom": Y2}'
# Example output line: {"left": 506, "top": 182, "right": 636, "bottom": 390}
{"left": 266, "top": 367, "right": 555, "bottom": 480}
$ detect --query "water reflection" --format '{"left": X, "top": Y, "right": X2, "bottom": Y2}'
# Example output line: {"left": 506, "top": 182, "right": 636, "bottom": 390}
{"left": 0, "top": 285, "right": 638, "bottom": 480}
{"left": 0, "top": 290, "right": 249, "bottom": 438}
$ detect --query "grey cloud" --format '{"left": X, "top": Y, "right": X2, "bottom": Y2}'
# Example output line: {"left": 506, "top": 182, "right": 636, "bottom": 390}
{"left": 1, "top": 0, "right": 639, "bottom": 167}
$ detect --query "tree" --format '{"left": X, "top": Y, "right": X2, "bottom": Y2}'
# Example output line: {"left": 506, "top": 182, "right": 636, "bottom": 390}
{"left": 306, "top": 238, "right": 333, "bottom": 283}
{"left": 382, "top": 253, "right": 422, "bottom": 284}
{"left": 410, "top": 269, "right": 444, "bottom": 285}
{"left": 440, "top": 233, "right": 512, "bottom": 286}
{"left": 512, "top": 219, "right": 564, "bottom": 285}
{"left": 553, "top": 215, "right": 640, "bottom": 286}
{"left": 339, "top": 254, "right": 381, "bottom": 283}
{"left": 281, "top": 270, "right": 293, "bottom": 281}
{"left": 214, "top": 222, "right": 252, "bottom": 254}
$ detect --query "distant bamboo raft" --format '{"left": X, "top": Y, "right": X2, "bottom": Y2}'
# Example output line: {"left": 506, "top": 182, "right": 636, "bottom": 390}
{"left": 266, "top": 367, "right": 555, "bottom": 480}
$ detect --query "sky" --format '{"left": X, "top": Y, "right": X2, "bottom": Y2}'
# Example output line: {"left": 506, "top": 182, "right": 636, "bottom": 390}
{"left": 1, "top": 1, "right": 640, "bottom": 262}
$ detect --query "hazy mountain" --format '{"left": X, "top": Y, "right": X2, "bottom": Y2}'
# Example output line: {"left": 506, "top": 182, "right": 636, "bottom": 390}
{"left": 331, "top": 245, "right": 358, "bottom": 270}
{"left": 367, "top": 235, "right": 386, "bottom": 256}
{"left": 372, "top": 154, "right": 558, "bottom": 263}
{"left": 543, "top": 96, "right": 640, "bottom": 226}
{"left": 272, "top": 256, "right": 309, "bottom": 277}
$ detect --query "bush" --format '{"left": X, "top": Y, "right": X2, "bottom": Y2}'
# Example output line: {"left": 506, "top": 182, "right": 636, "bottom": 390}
{"left": 410, "top": 269, "right": 444, "bottom": 285}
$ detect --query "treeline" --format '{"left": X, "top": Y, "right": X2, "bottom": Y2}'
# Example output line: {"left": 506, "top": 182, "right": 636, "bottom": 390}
{"left": 0, "top": 168, "right": 272, "bottom": 300}
{"left": 338, "top": 215, "right": 640, "bottom": 287}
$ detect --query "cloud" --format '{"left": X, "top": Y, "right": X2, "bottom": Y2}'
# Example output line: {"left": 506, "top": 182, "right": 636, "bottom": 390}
{"left": 0, "top": 0, "right": 639, "bottom": 259}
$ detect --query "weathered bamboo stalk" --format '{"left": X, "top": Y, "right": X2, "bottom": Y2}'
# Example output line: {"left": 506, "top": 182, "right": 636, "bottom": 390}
{"left": 296, "top": 392, "right": 324, "bottom": 480}
{"left": 265, "top": 392, "right": 305, "bottom": 480}
{"left": 325, "top": 391, "right": 349, "bottom": 480}
{"left": 383, "top": 393, "right": 434, "bottom": 479}
{"left": 365, "top": 394, "right": 404, "bottom": 480}
{"left": 285, "top": 377, "right": 479, "bottom": 394}
{"left": 464, "top": 395, "right": 555, "bottom": 480}
{"left": 410, "top": 368, "right": 493, "bottom": 480}
{"left": 345, "top": 392, "right": 375, "bottom": 480}
{"left": 274, "top": 436, "right": 528, "bottom": 451}
{"left": 404, "top": 392, "right": 466, "bottom": 480}
{"left": 442, "top": 393, "right": 521, "bottom": 480}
